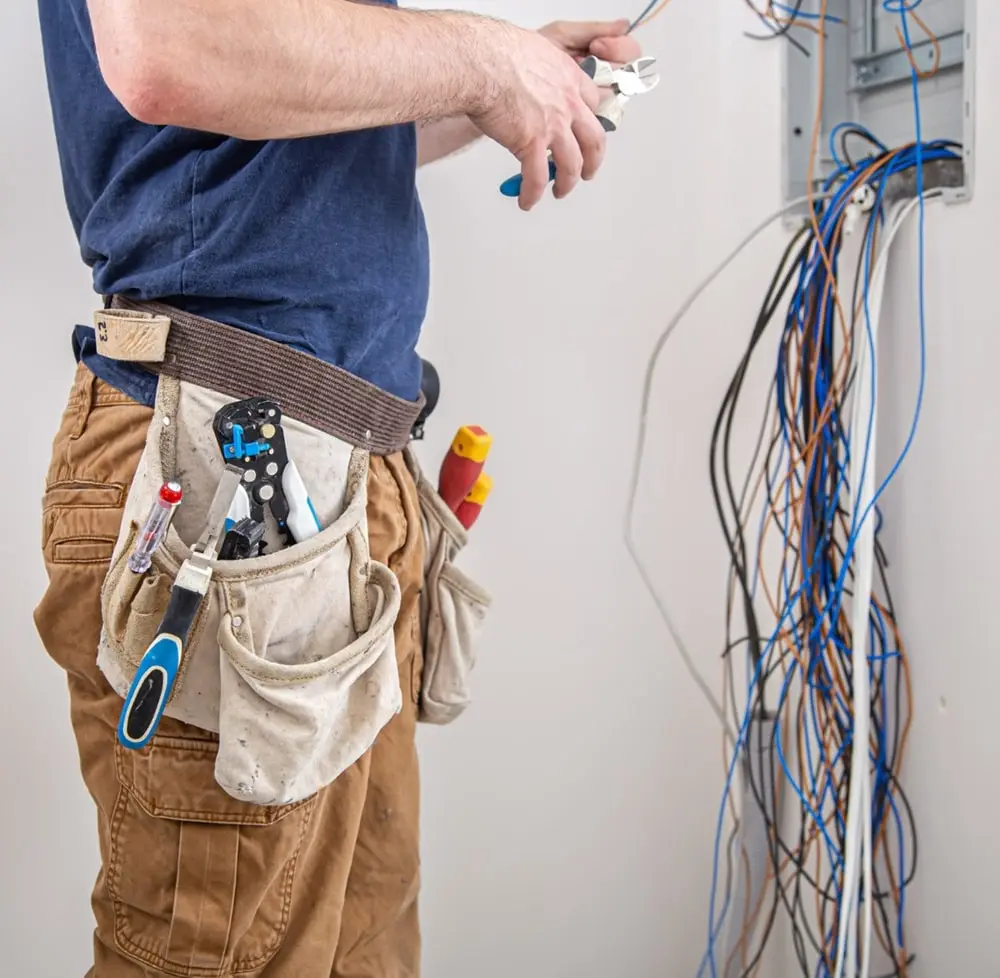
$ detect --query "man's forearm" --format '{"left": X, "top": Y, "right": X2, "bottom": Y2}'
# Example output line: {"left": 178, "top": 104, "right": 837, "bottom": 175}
{"left": 89, "top": 0, "right": 505, "bottom": 139}
{"left": 417, "top": 116, "right": 483, "bottom": 166}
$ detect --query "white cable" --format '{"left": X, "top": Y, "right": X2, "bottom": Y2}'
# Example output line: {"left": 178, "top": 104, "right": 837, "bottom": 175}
{"left": 837, "top": 203, "right": 893, "bottom": 978}
{"left": 623, "top": 193, "right": 827, "bottom": 747}
{"left": 837, "top": 228, "right": 882, "bottom": 978}
{"left": 833, "top": 192, "right": 932, "bottom": 978}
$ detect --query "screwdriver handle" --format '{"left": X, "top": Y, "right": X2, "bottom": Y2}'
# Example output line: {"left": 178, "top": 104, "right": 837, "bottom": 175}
{"left": 439, "top": 425, "right": 492, "bottom": 511}
{"left": 455, "top": 473, "right": 493, "bottom": 530}
{"left": 117, "top": 577, "right": 204, "bottom": 750}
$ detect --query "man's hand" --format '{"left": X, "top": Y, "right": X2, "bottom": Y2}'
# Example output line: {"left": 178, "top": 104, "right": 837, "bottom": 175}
{"left": 538, "top": 19, "right": 643, "bottom": 66}
{"left": 471, "top": 19, "right": 643, "bottom": 210}
{"left": 418, "top": 20, "right": 642, "bottom": 176}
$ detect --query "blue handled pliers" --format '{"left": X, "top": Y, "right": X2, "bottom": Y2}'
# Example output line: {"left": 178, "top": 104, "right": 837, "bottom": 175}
{"left": 499, "top": 55, "right": 660, "bottom": 198}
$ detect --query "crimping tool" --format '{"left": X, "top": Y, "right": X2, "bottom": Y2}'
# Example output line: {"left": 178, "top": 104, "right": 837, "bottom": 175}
{"left": 499, "top": 55, "right": 660, "bottom": 198}
{"left": 213, "top": 396, "right": 321, "bottom": 552}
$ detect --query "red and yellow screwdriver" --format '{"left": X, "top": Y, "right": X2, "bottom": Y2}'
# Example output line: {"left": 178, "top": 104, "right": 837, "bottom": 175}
{"left": 438, "top": 425, "right": 493, "bottom": 530}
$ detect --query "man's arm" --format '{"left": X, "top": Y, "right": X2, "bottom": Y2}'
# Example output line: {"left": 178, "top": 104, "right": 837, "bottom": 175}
{"left": 87, "top": 0, "right": 608, "bottom": 208}
{"left": 90, "top": 0, "right": 491, "bottom": 138}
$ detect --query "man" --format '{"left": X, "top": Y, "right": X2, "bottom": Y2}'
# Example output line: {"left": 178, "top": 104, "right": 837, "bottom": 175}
{"left": 34, "top": 1, "right": 641, "bottom": 974}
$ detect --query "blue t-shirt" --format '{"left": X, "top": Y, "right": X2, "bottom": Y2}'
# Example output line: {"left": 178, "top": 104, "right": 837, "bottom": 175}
{"left": 38, "top": 0, "right": 429, "bottom": 405}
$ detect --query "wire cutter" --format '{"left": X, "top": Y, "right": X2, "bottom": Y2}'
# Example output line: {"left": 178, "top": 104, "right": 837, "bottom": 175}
{"left": 499, "top": 56, "right": 660, "bottom": 197}
{"left": 581, "top": 55, "right": 660, "bottom": 133}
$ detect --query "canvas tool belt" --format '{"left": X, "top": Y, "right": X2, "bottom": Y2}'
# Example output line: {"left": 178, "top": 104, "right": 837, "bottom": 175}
{"left": 92, "top": 300, "right": 491, "bottom": 808}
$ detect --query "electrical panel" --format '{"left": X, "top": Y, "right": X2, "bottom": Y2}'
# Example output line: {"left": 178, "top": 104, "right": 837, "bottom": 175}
{"left": 783, "top": 0, "right": 975, "bottom": 203}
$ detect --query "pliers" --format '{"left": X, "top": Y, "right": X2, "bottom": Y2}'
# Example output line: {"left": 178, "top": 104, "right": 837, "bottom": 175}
{"left": 499, "top": 56, "right": 660, "bottom": 198}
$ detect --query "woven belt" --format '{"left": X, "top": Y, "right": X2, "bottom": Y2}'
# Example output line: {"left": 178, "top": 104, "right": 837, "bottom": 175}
{"left": 97, "top": 297, "right": 423, "bottom": 456}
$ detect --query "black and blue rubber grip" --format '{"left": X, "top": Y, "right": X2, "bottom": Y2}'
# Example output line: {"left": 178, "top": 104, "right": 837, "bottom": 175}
{"left": 117, "top": 584, "right": 203, "bottom": 750}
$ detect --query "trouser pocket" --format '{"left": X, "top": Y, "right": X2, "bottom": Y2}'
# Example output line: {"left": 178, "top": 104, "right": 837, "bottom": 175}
{"left": 404, "top": 447, "right": 492, "bottom": 725}
{"left": 98, "top": 375, "right": 404, "bottom": 806}
{"left": 110, "top": 736, "right": 315, "bottom": 976}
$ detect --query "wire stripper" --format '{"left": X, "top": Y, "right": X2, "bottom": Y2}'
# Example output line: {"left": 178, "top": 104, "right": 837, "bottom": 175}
{"left": 213, "top": 396, "right": 321, "bottom": 550}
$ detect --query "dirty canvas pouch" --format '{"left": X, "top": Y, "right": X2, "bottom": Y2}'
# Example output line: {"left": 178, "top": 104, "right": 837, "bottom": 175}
{"left": 98, "top": 374, "right": 403, "bottom": 806}
{"left": 404, "top": 447, "right": 492, "bottom": 725}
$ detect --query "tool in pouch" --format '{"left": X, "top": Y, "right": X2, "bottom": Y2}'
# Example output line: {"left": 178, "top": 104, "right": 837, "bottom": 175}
{"left": 499, "top": 55, "right": 660, "bottom": 198}
{"left": 213, "top": 396, "right": 321, "bottom": 553}
{"left": 117, "top": 465, "right": 243, "bottom": 750}
{"left": 127, "top": 480, "right": 182, "bottom": 574}
{"left": 439, "top": 425, "right": 493, "bottom": 530}
{"left": 456, "top": 473, "right": 493, "bottom": 530}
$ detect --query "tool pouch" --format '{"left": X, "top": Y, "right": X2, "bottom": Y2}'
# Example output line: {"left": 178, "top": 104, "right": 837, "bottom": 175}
{"left": 405, "top": 448, "right": 492, "bottom": 725}
{"left": 98, "top": 375, "right": 402, "bottom": 806}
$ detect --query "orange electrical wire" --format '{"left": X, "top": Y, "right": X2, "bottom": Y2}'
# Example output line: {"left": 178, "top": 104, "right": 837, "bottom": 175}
{"left": 896, "top": 7, "right": 942, "bottom": 80}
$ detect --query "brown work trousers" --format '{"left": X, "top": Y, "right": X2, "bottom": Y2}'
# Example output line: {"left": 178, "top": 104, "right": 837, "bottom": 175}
{"left": 34, "top": 365, "right": 424, "bottom": 978}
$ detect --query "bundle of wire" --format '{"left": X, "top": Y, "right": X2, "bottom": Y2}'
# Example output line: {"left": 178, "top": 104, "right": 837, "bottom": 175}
{"left": 702, "top": 130, "right": 958, "bottom": 978}
{"left": 696, "top": 2, "right": 954, "bottom": 976}
{"left": 623, "top": 1, "right": 958, "bottom": 975}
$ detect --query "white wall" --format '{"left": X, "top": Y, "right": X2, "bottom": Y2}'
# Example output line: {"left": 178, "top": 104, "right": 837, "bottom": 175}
{"left": 1, "top": 1, "right": 996, "bottom": 976}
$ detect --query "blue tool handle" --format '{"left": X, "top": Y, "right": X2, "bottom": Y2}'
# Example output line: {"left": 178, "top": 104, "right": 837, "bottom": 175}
{"left": 499, "top": 159, "right": 557, "bottom": 198}
{"left": 117, "top": 584, "right": 203, "bottom": 750}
